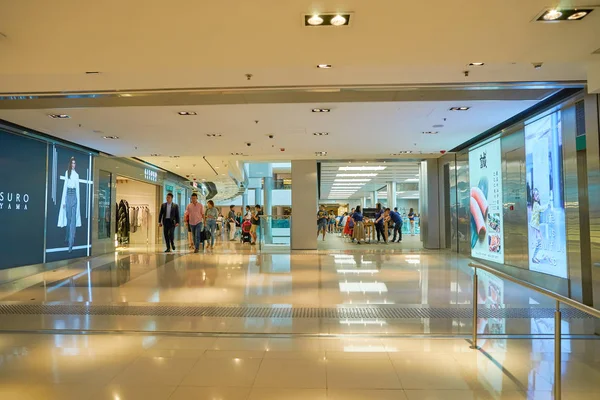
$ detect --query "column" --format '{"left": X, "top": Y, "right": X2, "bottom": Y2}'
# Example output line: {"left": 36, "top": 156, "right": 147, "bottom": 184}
{"left": 386, "top": 181, "right": 397, "bottom": 210}
{"left": 291, "top": 160, "right": 317, "bottom": 250}
{"left": 371, "top": 191, "right": 378, "bottom": 207}
{"left": 242, "top": 190, "right": 248, "bottom": 214}
{"left": 420, "top": 159, "right": 441, "bottom": 249}
{"left": 263, "top": 166, "right": 274, "bottom": 244}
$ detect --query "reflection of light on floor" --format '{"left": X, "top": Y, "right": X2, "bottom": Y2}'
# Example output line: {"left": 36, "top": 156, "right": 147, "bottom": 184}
{"left": 339, "top": 282, "right": 388, "bottom": 293}
{"left": 334, "top": 259, "right": 373, "bottom": 265}
{"left": 406, "top": 259, "right": 420, "bottom": 264}
{"left": 331, "top": 254, "right": 354, "bottom": 259}
{"left": 343, "top": 345, "right": 392, "bottom": 352}
{"left": 337, "top": 269, "right": 379, "bottom": 274}
{"left": 405, "top": 255, "right": 421, "bottom": 259}
{"left": 340, "top": 319, "right": 387, "bottom": 326}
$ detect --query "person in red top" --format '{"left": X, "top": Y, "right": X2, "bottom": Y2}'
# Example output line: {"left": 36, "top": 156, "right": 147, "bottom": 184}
{"left": 186, "top": 193, "right": 205, "bottom": 253}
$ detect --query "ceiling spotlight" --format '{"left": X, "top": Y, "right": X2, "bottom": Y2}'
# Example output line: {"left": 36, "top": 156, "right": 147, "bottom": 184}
{"left": 449, "top": 107, "right": 470, "bottom": 111}
{"left": 317, "top": 64, "right": 332, "bottom": 69}
{"left": 422, "top": 131, "right": 439, "bottom": 135}
{"left": 312, "top": 108, "right": 331, "bottom": 113}
{"left": 313, "top": 132, "right": 329, "bottom": 136}
{"left": 468, "top": 62, "right": 485, "bottom": 66}
{"left": 330, "top": 15, "right": 347, "bottom": 26}
{"left": 206, "top": 133, "right": 222, "bottom": 137}
{"left": 103, "top": 136, "right": 119, "bottom": 140}
{"left": 169, "top": 155, "right": 180, "bottom": 158}
{"left": 315, "top": 151, "right": 328, "bottom": 156}
{"left": 307, "top": 15, "right": 324, "bottom": 26}
{"left": 150, "top": 153, "right": 161, "bottom": 156}
{"left": 48, "top": 114, "right": 70, "bottom": 119}
{"left": 178, "top": 111, "right": 197, "bottom": 116}
{"left": 568, "top": 11, "right": 589, "bottom": 20}
{"left": 390, "top": 151, "right": 413, "bottom": 155}
{"left": 543, "top": 9, "right": 563, "bottom": 20}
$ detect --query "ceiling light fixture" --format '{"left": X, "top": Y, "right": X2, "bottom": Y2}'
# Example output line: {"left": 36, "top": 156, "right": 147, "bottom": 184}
{"left": 422, "top": 131, "right": 439, "bottom": 135}
{"left": 169, "top": 155, "right": 180, "bottom": 158}
{"left": 312, "top": 108, "right": 331, "bottom": 113}
{"left": 150, "top": 153, "right": 161, "bottom": 156}
{"left": 206, "top": 133, "right": 222, "bottom": 137}
{"left": 178, "top": 111, "right": 197, "bottom": 116}
{"left": 231, "top": 152, "right": 247, "bottom": 156}
{"left": 102, "top": 136, "right": 119, "bottom": 140}
{"left": 543, "top": 9, "right": 563, "bottom": 20}
{"left": 449, "top": 107, "right": 470, "bottom": 111}
{"left": 317, "top": 64, "right": 332, "bottom": 69}
{"left": 568, "top": 11, "right": 589, "bottom": 20}
{"left": 468, "top": 62, "right": 485, "bottom": 66}
{"left": 330, "top": 15, "right": 347, "bottom": 26}
{"left": 315, "top": 151, "right": 328, "bottom": 156}
{"left": 313, "top": 132, "right": 330, "bottom": 136}
{"left": 390, "top": 151, "right": 413, "bottom": 155}
{"left": 48, "top": 114, "right": 70, "bottom": 119}
{"left": 307, "top": 14, "right": 324, "bottom": 26}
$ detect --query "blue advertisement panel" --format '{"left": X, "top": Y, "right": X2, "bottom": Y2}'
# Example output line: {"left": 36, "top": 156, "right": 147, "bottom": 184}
{"left": 45, "top": 144, "right": 93, "bottom": 262}
{"left": 525, "top": 112, "right": 568, "bottom": 278}
{"left": 469, "top": 139, "right": 504, "bottom": 263}
{"left": 0, "top": 131, "right": 47, "bottom": 269}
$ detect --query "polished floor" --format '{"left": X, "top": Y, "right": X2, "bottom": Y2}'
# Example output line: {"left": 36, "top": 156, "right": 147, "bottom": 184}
{"left": 0, "top": 232, "right": 599, "bottom": 399}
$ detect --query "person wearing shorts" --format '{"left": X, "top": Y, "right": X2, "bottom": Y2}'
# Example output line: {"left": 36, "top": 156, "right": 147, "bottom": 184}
{"left": 317, "top": 205, "right": 328, "bottom": 241}
{"left": 250, "top": 205, "right": 262, "bottom": 245}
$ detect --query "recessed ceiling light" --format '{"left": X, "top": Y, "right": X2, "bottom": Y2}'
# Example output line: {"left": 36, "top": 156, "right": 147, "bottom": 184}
{"left": 48, "top": 114, "right": 70, "bottom": 119}
{"left": 449, "top": 107, "right": 470, "bottom": 111}
{"left": 307, "top": 15, "right": 324, "bottom": 26}
{"left": 206, "top": 133, "right": 222, "bottom": 137}
{"left": 568, "top": 11, "right": 589, "bottom": 20}
{"left": 103, "top": 136, "right": 119, "bottom": 140}
{"left": 468, "top": 62, "right": 485, "bottom": 66}
{"left": 150, "top": 153, "right": 161, "bottom": 156}
{"left": 169, "top": 155, "right": 180, "bottom": 158}
{"left": 312, "top": 108, "right": 331, "bottom": 113}
{"left": 422, "top": 131, "right": 439, "bottom": 135}
{"left": 390, "top": 151, "right": 413, "bottom": 155}
{"left": 330, "top": 15, "right": 347, "bottom": 26}
{"left": 543, "top": 9, "right": 563, "bottom": 20}
{"left": 315, "top": 151, "right": 328, "bottom": 156}
{"left": 178, "top": 111, "right": 197, "bottom": 116}
{"left": 231, "top": 152, "right": 248, "bottom": 156}
{"left": 313, "top": 132, "right": 329, "bottom": 136}
{"left": 317, "top": 64, "right": 332, "bottom": 69}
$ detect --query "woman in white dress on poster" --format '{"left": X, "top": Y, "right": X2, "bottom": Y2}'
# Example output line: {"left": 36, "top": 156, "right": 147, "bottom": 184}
{"left": 58, "top": 157, "right": 81, "bottom": 252}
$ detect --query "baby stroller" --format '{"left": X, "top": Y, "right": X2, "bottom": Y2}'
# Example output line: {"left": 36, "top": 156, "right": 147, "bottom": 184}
{"left": 241, "top": 220, "right": 252, "bottom": 244}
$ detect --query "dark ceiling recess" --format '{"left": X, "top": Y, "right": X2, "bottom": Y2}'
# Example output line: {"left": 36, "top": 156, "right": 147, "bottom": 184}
{"left": 204, "top": 182, "right": 218, "bottom": 200}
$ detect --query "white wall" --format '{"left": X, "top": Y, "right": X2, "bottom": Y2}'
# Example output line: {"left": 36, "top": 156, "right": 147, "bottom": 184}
{"left": 291, "top": 160, "right": 317, "bottom": 250}
{"left": 116, "top": 178, "right": 158, "bottom": 245}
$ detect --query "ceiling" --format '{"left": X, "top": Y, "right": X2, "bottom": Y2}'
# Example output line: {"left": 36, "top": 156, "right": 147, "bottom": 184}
{"left": 0, "top": 1, "right": 599, "bottom": 93}
{"left": 320, "top": 161, "right": 420, "bottom": 201}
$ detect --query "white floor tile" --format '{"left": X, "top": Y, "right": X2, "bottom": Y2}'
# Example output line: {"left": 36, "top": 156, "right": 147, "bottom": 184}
{"left": 327, "top": 359, "right": 402, "bottom": 389}
{"left": 253, "top": 358, "right": 326, "bottom": 389}
{"left": 180, "top": 357, "right": 262, "bottom": 387}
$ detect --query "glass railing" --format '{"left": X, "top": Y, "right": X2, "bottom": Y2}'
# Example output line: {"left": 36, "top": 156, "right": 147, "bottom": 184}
{"left": 259, "top": 215, "right": 291, "bottom": 249}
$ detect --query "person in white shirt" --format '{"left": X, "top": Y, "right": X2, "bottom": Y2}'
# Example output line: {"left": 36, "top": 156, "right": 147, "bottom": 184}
{"left": 57, "top": 157, "right": 81, "bottom": 253}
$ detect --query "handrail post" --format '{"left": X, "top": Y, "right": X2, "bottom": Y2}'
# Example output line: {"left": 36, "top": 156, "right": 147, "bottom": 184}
{"left": 554, "top": 300, "right": 561, "bottom": 400}
{"left": 470, "top": 266, "right": 479, "bottom": 350}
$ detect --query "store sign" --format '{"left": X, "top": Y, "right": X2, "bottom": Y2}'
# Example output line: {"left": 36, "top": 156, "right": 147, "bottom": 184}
{"left": 469, "top": 138, "right": 504, "bottom": 263}
{"left": 525, "top": 112, "right": 567, "bottom": 278}
{"left": 145, "top": 169, "right": 157, "bottom": 182}
{"left": 0, "top": 131, "right": 47, "bottom": 269}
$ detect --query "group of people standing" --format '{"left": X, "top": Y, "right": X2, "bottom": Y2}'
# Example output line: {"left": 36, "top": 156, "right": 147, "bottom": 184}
{"left": 318, "top": 204, "right": 417, "bottom": 245}
{"left": 158, "top": 193, "right": 264, "bottom": 253}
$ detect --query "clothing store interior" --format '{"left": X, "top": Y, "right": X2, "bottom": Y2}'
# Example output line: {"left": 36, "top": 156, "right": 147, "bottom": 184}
{"left": 318, "top": 161, "right": 422, "bottom": 250}
{"left": 115, "top": 176, "right": 159, "bottom": 249}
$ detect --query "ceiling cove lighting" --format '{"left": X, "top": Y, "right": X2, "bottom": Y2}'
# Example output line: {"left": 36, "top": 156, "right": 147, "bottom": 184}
{"left": 336, "top": 173, "right": 377, "bottom": 177}
{"left": 339, "top": 166, "right": 386, "bottom": 171}
{"left": 178, "top": 111, "right": 197, "bottom": 115}
{"left": 312, "top": 108, "right": 331, "bottom": 113}
{"left": 317, "top": 64, "right": 332, "bottom": 69}
{"left": 304, "top": 13, "right": 351, "bottom": 27}
{"left": 48, "top": 114, "right": 70, "bottom": 119}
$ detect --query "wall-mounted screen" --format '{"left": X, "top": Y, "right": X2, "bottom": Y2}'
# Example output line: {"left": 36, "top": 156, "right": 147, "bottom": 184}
{"left": 525, "top": 112, "right": 567, "bottom": 278}
{"left": 469, "top": 139, "right": 504, "bottom": 263}
{"left": 46, "top": 144, "right": 93, "bottom": 262}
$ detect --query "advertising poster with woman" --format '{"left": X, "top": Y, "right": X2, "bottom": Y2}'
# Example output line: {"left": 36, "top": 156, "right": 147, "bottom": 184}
{"left": 46, "top": 144, "right": 93, "bottom": 262}
{"left": 525, "top": 112, "right": 567, "bottom": 278}
{"left": 469, "top": 139, "right": 504, "bottom": 263}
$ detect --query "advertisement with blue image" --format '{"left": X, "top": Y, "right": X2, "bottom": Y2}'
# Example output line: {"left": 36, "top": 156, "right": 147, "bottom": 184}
{"left": 524, "top": 112, "right": 568, "bottom": 278}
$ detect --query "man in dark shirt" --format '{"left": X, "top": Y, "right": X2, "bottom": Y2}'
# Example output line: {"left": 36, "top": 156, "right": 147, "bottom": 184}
{"left": 385, "top": 208, "right": 403, "bottom": 243}
{"left": 250, "top": 205, "right": 262, "bottom": 245}
{"left": 158, "top": 193, "right": 180, "bottom": 252}
{"left": 228, "top": 205, "right": 237, "bottom": 241}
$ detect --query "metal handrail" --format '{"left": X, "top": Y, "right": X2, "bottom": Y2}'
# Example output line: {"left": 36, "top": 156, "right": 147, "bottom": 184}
{"left": 468, "top": 261, "right": 600, "bottom": 400}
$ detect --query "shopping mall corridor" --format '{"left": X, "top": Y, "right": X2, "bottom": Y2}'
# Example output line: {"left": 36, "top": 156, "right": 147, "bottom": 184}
{"left": 0, "top": 241, "right": 599, "bottom": 399}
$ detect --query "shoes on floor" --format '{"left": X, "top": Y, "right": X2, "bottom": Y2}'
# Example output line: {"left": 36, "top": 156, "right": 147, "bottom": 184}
{"left": 164, "top": 249, "right": 171, "bottom": 253}
{"left": 172, "top": 244, "right": 176, "bottom": 250}
{"left": 193, "top": 249, "right": 199, "bottom": 253}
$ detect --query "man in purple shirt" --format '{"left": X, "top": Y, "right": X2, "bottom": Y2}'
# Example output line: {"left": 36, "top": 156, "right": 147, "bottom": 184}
{"left": 186, "top": 193, "right": 205, "bottom": 253}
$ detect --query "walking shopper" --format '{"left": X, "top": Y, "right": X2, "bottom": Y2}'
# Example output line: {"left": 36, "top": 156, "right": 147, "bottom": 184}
{"left": 228, "top": 205, "right": 237, "bottom": 241}
{"left": 385, "top": 208, "right": 403, "bottom": 243}
{"left": 184, "top": 210, "right": 194, "bottom": 250}
{"left": 205, "top": 200, "right": 218, "bottom": 250}
{"left": 408, "top": 208, "right": 416, "bottom": 236}
{"left": 351, "top": 206, "right": 366, "bottom": 244}
{"left": 374, "top": 203, "right": 386, "bottom": 244}
{"left": 186, "top": 193, "right": 205, "bottom": 253}
{"left": 317, "top": 205, "right": 328, "bottom": 241}
{"left": 158, "top": 193, "right": 180, "bottom": 253}
{"left": 250, "top": 205, "right": 262, "bottom": 245}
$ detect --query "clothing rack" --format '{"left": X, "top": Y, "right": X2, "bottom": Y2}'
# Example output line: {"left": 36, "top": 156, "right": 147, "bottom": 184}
{"left": 128, "top": 204, "right": 151, "bottom": 245}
